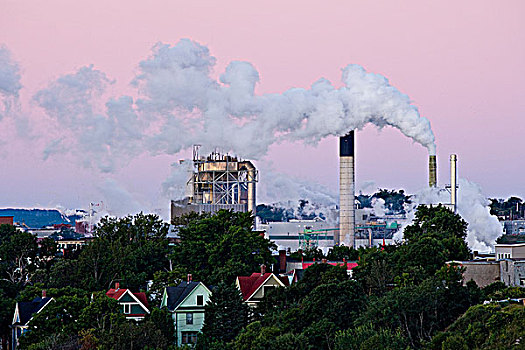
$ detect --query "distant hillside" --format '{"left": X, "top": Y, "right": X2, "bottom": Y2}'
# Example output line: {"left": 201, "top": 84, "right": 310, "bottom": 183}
{"left": 0, "top": 209, "right": 84, "bottom": 228}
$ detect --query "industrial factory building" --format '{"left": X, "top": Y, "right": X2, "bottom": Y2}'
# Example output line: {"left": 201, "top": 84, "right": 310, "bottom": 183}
{"left": 258, "top": 219, "right": 337, "bottom": 253}
{"left": 258, "top": 208, "right": 401, "bottom": 253}
{"left": 171, "top": 133, "right": 458, "bottom": 254}
{"left": 171, "top": 147, "right": 258, "bottom": 220}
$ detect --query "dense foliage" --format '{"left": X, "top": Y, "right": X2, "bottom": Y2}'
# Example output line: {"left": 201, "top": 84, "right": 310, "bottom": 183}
{"left": 2, "top": 205, "right": 523, "bottom": 349}
{"left": 489, "top": 196, "right": 523, "bottom": 218}
{"left": 171, "top": 210, "right": 276, "bottom": 285}
{"left": 357, "top": 189, "right": 411, "bottom": 214}
{"left": 429, "top": 303, "right": 525, "bottom": 350}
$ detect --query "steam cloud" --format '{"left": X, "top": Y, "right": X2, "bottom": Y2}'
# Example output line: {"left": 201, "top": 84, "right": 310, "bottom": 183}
{"left": 395, "top": 178, "right": 503, "bottom": 252}
{"left": 0, "top": 46, "right": 22, "bottom": 119}
{"left": 33, "top": 39, "right": 435, "bottom": 172}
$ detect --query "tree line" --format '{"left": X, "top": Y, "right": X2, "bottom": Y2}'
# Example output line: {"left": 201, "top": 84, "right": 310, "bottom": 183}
{"left": 1, "top": 206, "right": 523, "bottom": 349}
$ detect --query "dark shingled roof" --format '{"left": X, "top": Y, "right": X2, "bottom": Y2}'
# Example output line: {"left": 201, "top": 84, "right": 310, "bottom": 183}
{"left": 16, "top": 297, "right": 53, "bottom": 326}
{"left": 165, "top": 281, "right": 200, "bottom": 311}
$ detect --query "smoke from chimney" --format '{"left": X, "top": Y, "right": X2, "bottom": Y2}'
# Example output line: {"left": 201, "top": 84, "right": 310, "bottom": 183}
{"left": 33, "top": 39, "right": 436, "bottom": 175}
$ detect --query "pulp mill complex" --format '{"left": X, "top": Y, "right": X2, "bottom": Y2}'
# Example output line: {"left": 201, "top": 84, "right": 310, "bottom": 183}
{"left": 170, "top": 133, "right": 460, "bottom": 253}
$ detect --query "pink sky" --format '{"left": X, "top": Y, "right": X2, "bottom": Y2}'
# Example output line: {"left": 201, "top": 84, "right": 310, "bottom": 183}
{"left": 1, "top": 0, "right": 524, "bottom": 215}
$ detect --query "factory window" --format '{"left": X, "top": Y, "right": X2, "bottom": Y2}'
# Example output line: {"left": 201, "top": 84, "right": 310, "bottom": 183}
{"left": 521, "top": 278, "right": 525, "bottom": 286}
{"left": 197, "top": 295, "right": 204, "bottom": 306}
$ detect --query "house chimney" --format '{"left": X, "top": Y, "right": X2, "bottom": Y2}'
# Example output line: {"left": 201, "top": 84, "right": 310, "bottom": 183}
{"left": 278, "top": 250, "right": 287, "bottom": 273}
{"left": 187, "top": 274, "right": 192, "bottom": 284}
{"left": 115, "top": 282, "right": 120, "bottom": 290}
{"left": 42, "top": 290, "right": 46, "bottom": 298}
{"left": 322, "top": 258, "right": 327, "bottom": 264}
{"left": 260, "top": 264, "right": 266, "bottom": 276}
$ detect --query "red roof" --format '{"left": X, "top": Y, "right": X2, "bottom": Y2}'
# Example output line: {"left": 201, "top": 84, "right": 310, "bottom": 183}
{"left": 0, "top": 216, "right": 13, "bottom": 225}
{"left": 106, "top": 288, "right": 149, "bottom": 309}
{"left": 237, "top": 273, "right": 289, "bottom": 300}
{"left": 302, "top": 262, "right": 358, "bottom": 270}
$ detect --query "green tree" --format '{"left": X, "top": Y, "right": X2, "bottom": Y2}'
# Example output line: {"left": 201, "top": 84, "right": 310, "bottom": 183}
{"left": 18, "top": 295, "right": 88, "bottom": 348}
{"left": 77, "top": 291, "right": 126, "bottom": 333}
{"left": 429, "top": 304, "right": 525, "bottom": 350}
{"left": 0, "top": 231, "right": 38, "bottom": 285}
{"left": 403, "top": 205, "right": 470, "bottom": 261}
{"left": 326, "top": 245, "right": 359, "bottom": 261}
{"left": 335, "top": 323, "right": 409, "bottom": 350}
{"left": 198, "top": 281, "right": 249, "bottom": 348}
{"left": 171, "top": 210, "right": 276, "bottom": 285}
{"left": 359, "top": 265, "right": 473, "bottom": 348}
{"left": 76, "top": 213, "right": 170, "bottom": 291}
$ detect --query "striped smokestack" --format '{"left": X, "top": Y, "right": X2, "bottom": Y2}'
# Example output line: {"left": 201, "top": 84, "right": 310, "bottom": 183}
{"left": 429, "top": 155, "right": 437, "bottom": 187}
{"left": 339, "top": 131, "right": 355, "bottom": 248}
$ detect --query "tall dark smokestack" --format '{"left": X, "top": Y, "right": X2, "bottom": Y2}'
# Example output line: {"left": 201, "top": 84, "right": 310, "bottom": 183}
{"left": 429, "top": 155, "right": 437, "bottom": 187}
{"left": 339, "top": 131, "right": 355, "bottom": 247}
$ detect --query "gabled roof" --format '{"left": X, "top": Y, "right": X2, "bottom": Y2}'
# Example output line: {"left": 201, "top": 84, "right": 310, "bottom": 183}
{"left": 106, "top": 288, "right": 150, "bottom": 313}
{"left": 14, "top": 297, "right": 53, "bottom": 326}
{"left": 164, "top": 281, "right": 203, "bottom": 311}
{"left": 237, "top": 273, "right": 289, "bottom": 301}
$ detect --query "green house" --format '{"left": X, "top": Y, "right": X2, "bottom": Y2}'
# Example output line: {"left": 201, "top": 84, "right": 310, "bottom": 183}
{"left": 161, "top": 281, "right": 212, "bottom": 347}
{"left": 106, "top": 283, "right": 150, "bottom": 321}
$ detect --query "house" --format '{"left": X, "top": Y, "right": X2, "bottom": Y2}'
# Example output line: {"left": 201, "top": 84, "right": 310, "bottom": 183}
{"left": 106, "top": 283, "right": 150, "bottom": 321}
{"left": 447, "top": 260, "right": 501, "bottom": 288}
{"left": 160, "top": 277, "right": 212, "bottom": 347}
{"left": 11, "top": 291, "right": 54, "bottom": 350}
{"left": 236, "top": 265, "right": 289, "bottom": 307}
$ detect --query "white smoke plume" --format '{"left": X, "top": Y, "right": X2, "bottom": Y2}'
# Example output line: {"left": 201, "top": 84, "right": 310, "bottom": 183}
{"left": 134, "top": 39, "right": 436, "bottom": 157}
{"left": 162, "top": 160, "right": 194, "bottom": 201}
{"left": 0, "top": 45, "right": 22, "bottom": 119}
{"left": 395, "top": 178, "right": 503, "bottom": 252}
{"left": 33, "top": 66, "right": 145, "bottom": 171}
{"left": 34, "top": 38, "right": 436, "bottom": 173}
{"left": 96, "top": 179, "right": 142, "bottom": 217}
{"left": 257, "top": 168, "right": 339, "bottom": 224}
{"left": 371, "top": 198, "right": 387, "bottom": 217}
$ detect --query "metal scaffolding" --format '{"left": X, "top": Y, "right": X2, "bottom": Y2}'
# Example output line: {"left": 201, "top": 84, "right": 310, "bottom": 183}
{"left": 187, "top": 145, "right": 257, "bottom": 213}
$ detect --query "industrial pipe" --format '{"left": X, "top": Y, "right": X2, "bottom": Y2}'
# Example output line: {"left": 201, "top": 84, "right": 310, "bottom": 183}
{"left": 450, "top": 154, "right": 457, "bottom": 212}
{"left": 429, "top": 155, "right": 437, "bottom": 187}
{"left": 240, "top": 161, "right": 257, "bottom": 217}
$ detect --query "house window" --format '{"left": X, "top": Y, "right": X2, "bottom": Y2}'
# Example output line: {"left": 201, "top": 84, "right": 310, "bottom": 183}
{"left": 197, "top": 295, "right": 204, "bottom": 306}
{"left": 186, "top": 312, "right": 193, "bottom": 325}
{"left": 263, "top": 285, "right": 275, "bottom": 296}
{"left": 181, "top": 331, "right": 198, "bottom": 344}
{"left": 124, "top": 304, "right": 131, "bottom": 314}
